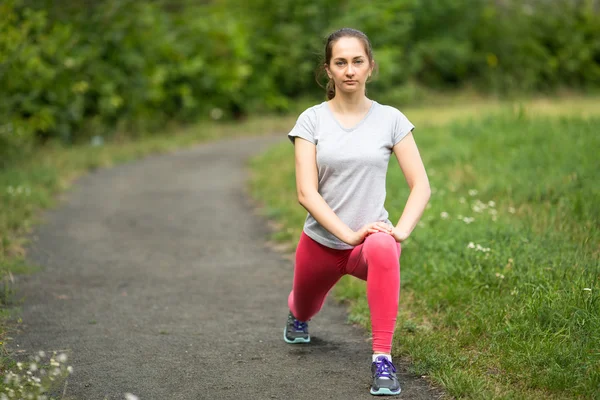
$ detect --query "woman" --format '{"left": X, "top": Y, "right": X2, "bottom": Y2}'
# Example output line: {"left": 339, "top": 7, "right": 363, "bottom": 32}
{"left": 284, "top": 28, "right": 431, "bottom": 396}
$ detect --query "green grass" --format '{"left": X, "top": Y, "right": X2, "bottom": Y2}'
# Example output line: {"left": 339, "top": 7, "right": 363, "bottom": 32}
{"left": 249, "top": 106, "right": 600, "bottom": 398}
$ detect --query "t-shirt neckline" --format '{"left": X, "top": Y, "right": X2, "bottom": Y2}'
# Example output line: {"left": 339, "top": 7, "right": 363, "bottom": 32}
{"left": 324, "top": 100, "right": 377, "bottom": 132}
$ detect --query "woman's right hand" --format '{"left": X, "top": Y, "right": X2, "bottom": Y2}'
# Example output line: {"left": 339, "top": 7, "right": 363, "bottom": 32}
{"left": 345, "top": 222, "right": 393, "bottom": 246}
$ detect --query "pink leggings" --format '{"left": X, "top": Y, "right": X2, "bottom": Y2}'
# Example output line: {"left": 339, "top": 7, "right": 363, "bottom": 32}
{"left": 288, "top": 231, "right": 401, "bottom": 353}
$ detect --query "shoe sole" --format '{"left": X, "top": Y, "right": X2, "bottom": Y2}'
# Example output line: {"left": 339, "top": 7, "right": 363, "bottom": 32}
{"left": 283, "top": 328, "right": 310, "bottom": 344}
{"left": 370, "top": 387, "right": 401, "bottom": 396}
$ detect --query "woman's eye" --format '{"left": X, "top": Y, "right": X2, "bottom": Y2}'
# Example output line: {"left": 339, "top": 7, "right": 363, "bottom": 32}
{"left": 355, "top": 60, "right": 364, "bottom": 64}
{"left": 336, "top": 61, "right": 345, "bottom": 66}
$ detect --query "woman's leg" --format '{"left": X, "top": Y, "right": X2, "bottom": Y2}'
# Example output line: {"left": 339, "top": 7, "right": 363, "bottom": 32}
{"left": 288, "top": 232, "right": 349, "bottom": 321}
{"left": 345, "top": 232, "right": 401, "bottom": 354}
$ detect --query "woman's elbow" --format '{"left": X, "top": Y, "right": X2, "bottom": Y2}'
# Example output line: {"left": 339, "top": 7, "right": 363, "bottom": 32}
{"left": 297, "top": 189, "right": 315, "bottom": 207}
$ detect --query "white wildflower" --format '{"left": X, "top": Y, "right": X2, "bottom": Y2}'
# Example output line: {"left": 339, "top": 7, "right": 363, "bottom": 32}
{"left": 467, "top": 242, "right": 475, "bottom": 249}
{"left": 67, "top": 366, "right": 74, "bottom": 374}
{"left": 468, "top": 189, "right": 478, "bottom": 196}
{"left": 440, "top": 212, "right": 449, "bottom": 219}
{"left": 210, "top": 108, "right": 224, "bottom": 120}
{"left": 495, "top": 272, "right": 505, "bottom": 279}
{"left": 463, "top": 217, "right": 475, "bottom": 224}
{"left": 16, "top": 362, "right": 22, "bottom": 370}
{"left": 583, "top": 288, "right": 592, "bottom": 292}
{"left": 488, "top": 201, "right": 496, "bottom": 207}
{"left": 57, "top": 353, "right": 68, "bottom": 363}
{"left": 29, "top": 363, "right": 37, "bottom": 372}
{"left": 0, "top": 393, "right": 7, "bottom": 400}
{"left": 508, "top": 207, "right": 516, "bottom": 213}
{"left": 38, "top": 350, "right": 46, "bottom": 358}
{"left": 125, "top": 394, "right": 140, "bottom": 400}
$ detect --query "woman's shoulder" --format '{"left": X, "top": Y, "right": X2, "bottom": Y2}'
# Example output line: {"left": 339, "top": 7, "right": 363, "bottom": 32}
{"left": 299, "top": 102, "right": 328, "bottom": 116}
{"left": 373, "top": 101, "right": 408, "bottom": 119}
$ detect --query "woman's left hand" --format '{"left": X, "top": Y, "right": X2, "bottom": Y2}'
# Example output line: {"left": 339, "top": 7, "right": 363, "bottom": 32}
{"left": 390, "top": 227, "right": 409, "bottom": 243}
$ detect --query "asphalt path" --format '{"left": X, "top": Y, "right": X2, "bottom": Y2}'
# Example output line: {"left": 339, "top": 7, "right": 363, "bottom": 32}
{"left": 11, "top": 136, "right": 441, "bottom": 399}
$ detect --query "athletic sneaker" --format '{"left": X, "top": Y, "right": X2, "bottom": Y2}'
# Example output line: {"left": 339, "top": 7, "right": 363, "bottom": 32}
{"left": 370, "top": 356, "right": 401, "bottom": 396}
{"left": 283, "top": 311, "right": 310, "bottom": 344}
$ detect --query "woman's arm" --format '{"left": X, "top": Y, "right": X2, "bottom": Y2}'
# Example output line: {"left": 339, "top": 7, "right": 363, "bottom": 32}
{"left": 294, "top": 138, "right": 391, "bottom": 246}
{"left": 390, "top": 132, "right": 431, "bottom": 242}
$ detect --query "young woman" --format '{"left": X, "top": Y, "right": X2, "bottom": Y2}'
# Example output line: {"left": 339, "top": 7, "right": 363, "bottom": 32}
{"left": 283, "top": 28, "right": 431, "bottom": 396}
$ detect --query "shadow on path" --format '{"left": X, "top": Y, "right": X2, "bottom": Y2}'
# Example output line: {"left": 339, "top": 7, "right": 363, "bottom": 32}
{"left": 11, "top": 136, "right": 441, "bottom": 399}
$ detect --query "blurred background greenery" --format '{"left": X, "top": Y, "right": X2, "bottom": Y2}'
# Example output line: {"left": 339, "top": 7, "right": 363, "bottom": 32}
{"left": 1, "top": 0, "right": 599, "bottom": 165}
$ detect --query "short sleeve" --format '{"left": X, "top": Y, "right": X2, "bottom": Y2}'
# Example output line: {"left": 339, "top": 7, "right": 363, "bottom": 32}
{"left": 288, "top": 108, "right": 317, "bottom": 145}
{"left": 392, "top": 109, "right": 415, "bottom": 146}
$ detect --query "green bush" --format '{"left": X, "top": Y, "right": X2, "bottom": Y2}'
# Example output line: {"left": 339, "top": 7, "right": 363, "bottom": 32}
{"left": 0, "top": 0, "right": 598, "bottom": 159}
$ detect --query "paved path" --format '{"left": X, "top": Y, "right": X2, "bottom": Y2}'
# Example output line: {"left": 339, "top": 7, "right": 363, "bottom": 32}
{"left": 12, "top": 136, "right": 440, "bottom": 399}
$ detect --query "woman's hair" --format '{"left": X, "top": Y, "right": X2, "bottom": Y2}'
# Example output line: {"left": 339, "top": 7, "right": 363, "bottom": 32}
{"left": 316, "top": 28, "right": 376, "bottom": 100}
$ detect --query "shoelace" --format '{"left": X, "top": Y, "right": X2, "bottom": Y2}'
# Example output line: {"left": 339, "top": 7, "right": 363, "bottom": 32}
{"left": 293, "top": 319, "right": 308, "bottom": 332}
{"left": 374, "top": 357, "right": 396, "bottom": 379}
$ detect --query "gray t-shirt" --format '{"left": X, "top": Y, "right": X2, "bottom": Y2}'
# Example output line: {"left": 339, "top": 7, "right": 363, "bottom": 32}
{"left": 288, "top": 100, "right": 415, "bottom": 249}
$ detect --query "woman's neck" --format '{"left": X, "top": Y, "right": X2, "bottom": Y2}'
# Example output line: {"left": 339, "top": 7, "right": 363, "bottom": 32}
{"left": 328, "top": 93, "right": 371, "bottom": 115}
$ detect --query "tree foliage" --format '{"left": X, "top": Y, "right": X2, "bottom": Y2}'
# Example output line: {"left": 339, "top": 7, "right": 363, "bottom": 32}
{"left": 1, "top": 0, "right": 599, "bottom": 161}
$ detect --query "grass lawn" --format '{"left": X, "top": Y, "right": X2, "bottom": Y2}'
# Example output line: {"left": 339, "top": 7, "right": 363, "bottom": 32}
{"left": 249, "top": 98, "right": 600, "bottom": 399}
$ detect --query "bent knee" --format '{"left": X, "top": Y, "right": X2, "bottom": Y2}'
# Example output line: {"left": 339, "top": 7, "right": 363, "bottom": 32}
{"left": 364, "top": 232, "right": 399, "bottom": 257}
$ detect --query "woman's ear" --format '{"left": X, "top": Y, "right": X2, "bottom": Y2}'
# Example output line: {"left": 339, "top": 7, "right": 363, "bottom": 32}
{"left": 325, "top": 63, "right": 332, "bottom": 79}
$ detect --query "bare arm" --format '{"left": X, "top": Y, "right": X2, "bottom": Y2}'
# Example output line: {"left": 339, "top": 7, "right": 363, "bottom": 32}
{"left": 294, "top": 138, "right": 390, "bottom": 246}
{"left": 390, "top": 132, "right": 431, "bottom": 242}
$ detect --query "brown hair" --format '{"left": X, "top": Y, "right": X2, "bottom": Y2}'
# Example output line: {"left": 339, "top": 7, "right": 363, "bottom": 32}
{"left": 316, "top": 28, "right": 376, "bottom": 100}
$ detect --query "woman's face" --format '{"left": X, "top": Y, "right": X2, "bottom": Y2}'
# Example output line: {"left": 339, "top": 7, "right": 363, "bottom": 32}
{"left": 326, "top": 37, "right": 373, "bottom": 96}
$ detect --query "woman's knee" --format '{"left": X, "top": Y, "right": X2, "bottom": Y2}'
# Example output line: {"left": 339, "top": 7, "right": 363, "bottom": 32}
{"left": 365, "top": 232, "right": 398, "bottom": 251}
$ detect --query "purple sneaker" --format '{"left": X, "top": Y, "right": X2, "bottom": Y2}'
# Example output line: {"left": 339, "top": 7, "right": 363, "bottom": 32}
{"left": 283, "top": 311, "right": 310, "bottom": 344}
{"left": 370, "top": 356, "right": 401, "bottom": 396}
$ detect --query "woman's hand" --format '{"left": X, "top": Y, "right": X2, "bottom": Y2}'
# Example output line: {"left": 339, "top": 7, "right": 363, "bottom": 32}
{"left": 391, "top": 227, "right": 409, "bottom": 243}
{"left": 345, "top": 222, "right": 393, "bottom": 246}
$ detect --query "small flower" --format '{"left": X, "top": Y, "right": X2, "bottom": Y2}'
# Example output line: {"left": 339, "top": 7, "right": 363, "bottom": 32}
{"left": 488, "top": 201, "right": 496, "bottom": 207}
{"left": 495, "top": 272, "right": 505, "bottom": 279}
{"left": 29, "top": 363, "right": 38, "bottom": 372}
{"left": 210, "top": 108, "right": 224, "bottom": 120}
{"left": 125, "top": 394, "right": 140, "bottom": 400}
{"left": 67, "top": 366, "right": 74, "bottom": 374}
{"left": 468, "top": 189, "right": 478, "bottom": 196}
{"left": 440, "top": 212, "right": 449, "bottom": 219}
{"left": 508, "top": 207, "right": 516, "bottom": 214}
{"left": 467, "top": 242, "right": 475, "bottom": 249}
{"left": 583, "top": 288, "right": 592, "bottom": 292}
{"left": 57, "top": 353, "right": 68, "bottom": 363}
{"left": 38, "top": 350, "right": 46, "bottom": 358}
{"left": 463, "top": 217, "right": 475, "bottom": 224}
{"left": 16, "top": 362, "right": 22, "bottom": 370}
